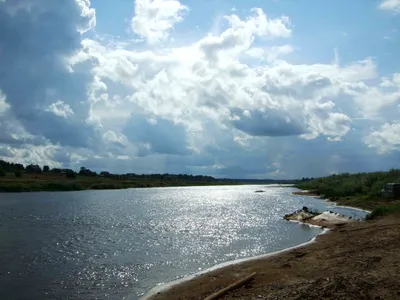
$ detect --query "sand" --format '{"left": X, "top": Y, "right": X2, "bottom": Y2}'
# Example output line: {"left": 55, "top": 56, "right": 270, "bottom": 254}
{"left": 144, "top": 214, "right": 400, "bottom": 300}
{"left": 291, "top": 191, "right": 319, "bottom": 197}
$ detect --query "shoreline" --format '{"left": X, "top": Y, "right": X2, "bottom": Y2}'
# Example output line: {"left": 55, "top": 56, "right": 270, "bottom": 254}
{"left": 142, "top": 207, "right": 355, "bottom": 299}
{"left": 146, "top": 214, "right": 400, "bottom": 300}
{"left": 143, "top": 189, "right": 351, "bottom": 298}
{"left": 143, "top": 191, "right": 397, "bottom": 300}
{"left": 141, "top": 225, "right": 329, "bottom": 299}
{"left": 324, "top": 200, "right": 372, "bottom": 213}
{"left": 291, "top": 190, "right": 373, "bottom": 213}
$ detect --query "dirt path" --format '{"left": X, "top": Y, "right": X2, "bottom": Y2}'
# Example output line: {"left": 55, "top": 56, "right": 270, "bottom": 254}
{"left": 146, "top": 215, "right": 400, "bottom": 300}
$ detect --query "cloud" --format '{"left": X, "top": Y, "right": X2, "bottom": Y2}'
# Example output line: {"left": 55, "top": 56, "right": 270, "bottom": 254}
{"left": 0, "top": 0, "right": 98, "bottom": 148}
{"left": 199, "top": 8, "right": 291, "bottom": 61}
{"left": 45, "top": 101, "right": 74, "bottom": 119}
{"left": 379, "top": 0, "right": 400, "bottom": 13}
{"left": 55, "top": 4, "right": 400, "bottom": 176}
{"left": 229, "top": 107, "right": 306, "bottom": 137}
{"left": 0, "top": 1, "right": 399, "bottom": 178}
{"left": 364, "top": 123, "right": 400, "bottom": 154}
{"left": 131, "top": 0, "right": 188, "bottom": 44}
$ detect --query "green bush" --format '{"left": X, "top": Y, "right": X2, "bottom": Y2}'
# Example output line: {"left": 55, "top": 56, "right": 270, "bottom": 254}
{"left": 296, "top": 170, "right": 400, "bottom": 199}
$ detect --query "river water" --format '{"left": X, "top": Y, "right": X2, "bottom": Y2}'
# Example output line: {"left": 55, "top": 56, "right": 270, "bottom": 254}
{"left": 0, "top": 185, "right": 366, "bottom": 300}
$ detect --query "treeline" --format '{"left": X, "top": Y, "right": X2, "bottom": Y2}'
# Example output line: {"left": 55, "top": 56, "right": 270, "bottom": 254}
{"left": 0, "top": 160, "right": 24, "bottom": 173}
{"left": 78, "top": 167, "right": 218, "bottom": 181}
{"left": 0, "top": 159, "right": 75, "bottom": 178}
{"left": 296, "top": 169, "right": 400, "bottom": 199}
{"left": 0, "top": 159, "right": 302, "bottom": 186}
{"left": 0, "top": 159, "right": 219, "bottom": 182}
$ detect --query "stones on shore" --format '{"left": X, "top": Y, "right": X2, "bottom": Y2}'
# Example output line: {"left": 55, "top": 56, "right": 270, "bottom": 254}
{"left": 284, "top": 206, "right": 355, "bottom": 228}
{"left": 284, "top": 206, "right": 319, "bottom": 222}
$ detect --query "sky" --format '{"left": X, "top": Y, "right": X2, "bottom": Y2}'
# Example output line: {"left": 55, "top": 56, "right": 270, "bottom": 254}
{"left": 0, "top": 0, "right": 399, "bottom": 179}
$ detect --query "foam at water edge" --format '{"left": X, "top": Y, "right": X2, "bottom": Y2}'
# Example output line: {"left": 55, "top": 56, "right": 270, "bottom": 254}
{"left": 325, "top": 201, "right": 371, "bottom": 213}
{"left": 140, "top": 224, "right": 329, "bottom": 300}
{"left": 287, "top": 219, "right": 323, "bottom": 228}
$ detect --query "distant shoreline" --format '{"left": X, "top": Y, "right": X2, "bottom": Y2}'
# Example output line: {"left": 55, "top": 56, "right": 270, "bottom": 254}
{"left": 0, "top": 181, "right": 238, "bottom": 193}
{"left": 0, "top": 180, "right": 295, "bottom": 193}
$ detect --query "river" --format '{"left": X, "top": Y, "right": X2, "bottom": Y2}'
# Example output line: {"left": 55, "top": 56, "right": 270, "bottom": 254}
{"left": 0, "top": 185, "right": 366, "bottom": 300}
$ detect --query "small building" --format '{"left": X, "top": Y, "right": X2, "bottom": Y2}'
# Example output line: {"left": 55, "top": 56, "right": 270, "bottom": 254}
{"left": 381, "top": 183, "right": 400, "bottom": 198}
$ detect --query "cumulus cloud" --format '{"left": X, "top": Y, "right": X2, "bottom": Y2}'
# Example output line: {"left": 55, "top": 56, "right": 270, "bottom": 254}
{"left": 45, "top": 101, "right": 74, "bottom": 119}
{"left": 199, "top": 8, "right": 291, "bottom": 61}
{"left": 379, "top": 0, "right": 400, "bottom": 13}
{"left": 0, "top": 0, "right": 399, "bottom": 178}
{"left": 131, "top": 0, "right": 188, "bottom": 44}
{"left": 364, "top": 123, "right": 400, "bottom": 154}
{"left": 80, "top": 8, "right": 362, "bottom": 143}
{"left": 0, "top": 0, "right": 98, "bottom": 148}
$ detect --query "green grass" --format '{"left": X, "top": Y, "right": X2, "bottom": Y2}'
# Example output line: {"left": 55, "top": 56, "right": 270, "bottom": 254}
{"left": 365, "top": 203, "right": 400, "bottom": 220}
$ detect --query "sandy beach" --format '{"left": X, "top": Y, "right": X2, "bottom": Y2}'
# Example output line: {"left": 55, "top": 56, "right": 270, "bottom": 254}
{"left": 145, "top": 214, "right": 400, "bottom": 300}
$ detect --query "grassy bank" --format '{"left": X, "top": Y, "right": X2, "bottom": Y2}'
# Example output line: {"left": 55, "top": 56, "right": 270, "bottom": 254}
{"left": 295, "top": 169, "right": 400, "bottom": 219}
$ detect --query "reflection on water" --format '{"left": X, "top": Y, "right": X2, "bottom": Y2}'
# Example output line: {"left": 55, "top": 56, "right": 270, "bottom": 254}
{"left": 0, "top": 186, "right": 366, "bottom": 299}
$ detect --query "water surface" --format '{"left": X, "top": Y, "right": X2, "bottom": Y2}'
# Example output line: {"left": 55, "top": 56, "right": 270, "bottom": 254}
{"left": 0, "top": 185, "right": 366, "bottom": 300}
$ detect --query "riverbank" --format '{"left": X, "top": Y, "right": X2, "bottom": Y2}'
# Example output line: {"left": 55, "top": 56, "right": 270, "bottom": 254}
{"left": 294, "top": 170, "right": 400, "bottom": 211}
{"left": 291, "top": 190, "right": 400, "bottom": 220}
{"left": 0, "top": 175, "right": 242, "bottom": 192}
{"left": 0, "top": 173, "right": 296, "bottom": 193}
{"left": 146, "top": 214, "right": 400, "bottom": 300}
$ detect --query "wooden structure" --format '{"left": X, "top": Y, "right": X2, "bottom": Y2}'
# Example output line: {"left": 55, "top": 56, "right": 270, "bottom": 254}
{"left": 381, "top": 183, "right": 400, "bottom": 198}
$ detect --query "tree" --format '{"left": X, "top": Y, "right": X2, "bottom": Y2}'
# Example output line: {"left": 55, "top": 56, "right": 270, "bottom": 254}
{"left": 43, "top": 165, "right": 50, "bottom": 172}
{"left": 15, "top": 163, "right": 24, "bottom": 170}
{"left": 26, "top": 164, "right": 42, "bottom": 174}
{"left": 79, "top": 167, "right": 95, "bottom": 176}
{"left": 0, "top": 167, "right": 5, "bottom": 177}
{"left": 15, "top": 170, "right": 21, "bottom": 178}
